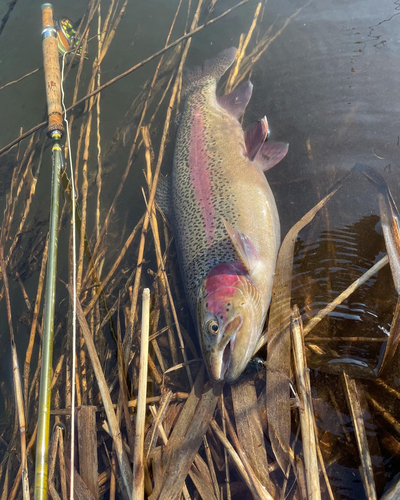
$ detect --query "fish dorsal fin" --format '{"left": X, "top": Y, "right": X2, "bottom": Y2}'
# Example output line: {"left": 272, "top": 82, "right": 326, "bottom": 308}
{"left": 255, "top": 141, "right": 289, "bottom": 171}
{"left": 222, "top": 218, "right": 258, "bottom": 271}
{"left": 217, "top": 81, "right": 253, "bottom": 119}
{"left": 182, "top": 47, "right": 237, "bottom": 97}
{"left": 244, "top": 116, "right": 269, "bottom": 161}
{"left": 155, "top": 175, "right": 172, "bottom": 219}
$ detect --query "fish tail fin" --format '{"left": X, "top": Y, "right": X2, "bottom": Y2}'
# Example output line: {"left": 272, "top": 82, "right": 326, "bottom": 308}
{"left": 182, "top": 47, "right": 237, "bottom": 96}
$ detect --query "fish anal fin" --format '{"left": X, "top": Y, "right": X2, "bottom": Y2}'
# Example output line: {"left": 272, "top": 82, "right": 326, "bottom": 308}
{"left": 222, "top": 218, "right": 258, "bottom": 271}
{"left": 155, "top": 175, "right": 172, "bottom": 219}
{"left": 244, "top": 117, "right": 268, "bottom": 161}
{"left": 255, "top": 141, "right": 289, "bottom": 171}
{"left": 217, "top": 81, "right": 253, "bottom": 119}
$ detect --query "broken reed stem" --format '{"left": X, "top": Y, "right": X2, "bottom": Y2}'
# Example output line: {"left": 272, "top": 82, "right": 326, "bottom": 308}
{"left": 303, "top": 254, "right": 389, "bottom": 336}
{"left": 133, "top": 288, "right": 150, "bottom": 498}
{"left": 0, "top": 244, "right": 29, "bottom": 499}
{"left": 342, "top": 374, "right": 377, "bottom": 500}
{"left": 0, "top": 0, "right": 250, "bottom": 156}
{"left": 291, "top": 306, "right": 321, "bottom": 500}
{"left": 73, "top": 290, "right": 132, "bottom": 500}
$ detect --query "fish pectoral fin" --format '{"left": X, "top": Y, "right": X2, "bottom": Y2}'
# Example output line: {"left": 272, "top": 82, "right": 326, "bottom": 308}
{"left": 155, "top": 175, "right": 172, "bottom": 219}
{"left": 255, "top": 141, "right": 289, "bottom": 171}
{"left": 217, "top": 81, "right": 253, "bottom": 120}
{"left": 244, "top": 117, "right": 269, "bottom": 161}
{"left": 222, "top": 218, "right": 258, "bottom": 271}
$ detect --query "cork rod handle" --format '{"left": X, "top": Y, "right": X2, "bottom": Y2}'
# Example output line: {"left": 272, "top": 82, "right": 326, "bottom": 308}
{"left": 41, "top": 3, "right": 64, "bottom": 137}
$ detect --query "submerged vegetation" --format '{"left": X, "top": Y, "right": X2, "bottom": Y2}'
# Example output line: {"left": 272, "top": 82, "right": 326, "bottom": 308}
{"left": 0, "top": 0, "right": 399, "bottom": 498}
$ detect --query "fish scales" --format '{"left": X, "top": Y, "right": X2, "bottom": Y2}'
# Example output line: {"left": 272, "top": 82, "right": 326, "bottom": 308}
{"left": 165, "top": 48, "right": 286, "bottom": 382}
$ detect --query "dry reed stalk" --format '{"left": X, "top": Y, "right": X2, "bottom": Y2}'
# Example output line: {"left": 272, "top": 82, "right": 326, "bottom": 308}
{"left": 146, "top": 396, "right": 172, "bottom": 458}
{"left": 342, "top": 374, "right": 377, "bottom": 500}
{"left": 303, "top": 255, "right": 388, "bottom": 337}
{"left": 23, "top": 233, "right": 49, "bottom": 413}
{"left": 0, "top": 66, "right": 41, "bottom": 91}
{"left": 73, "top": 290, "right": 132, "bottom": 500}
{"left": 291, "top": 306, "right": 321, "bottom": 500}
{"left": 151, "top": 381, "right": 222, "bottom": 499}
{"left": 220, "top": 393, "right": 231, "bottom": 500}
{"left": 90, "top": 0, "right": 183, "bottom": 267}
{"left": 142, "top": 128, "right": 180, "bottom": 367}
{"left": 15, "top": 271, "right": 31, "bottom": 310}
{"left": 203, "top": 434, "right": 220, "bottom": 500}
{"left": 83, "top": 215, "right": 144, "bottom": 316}
{"left": 0, "top": 244, "right": 29, "bottom": 499}
{"left": 133, "top": 288, "right": 151, "bottom": 498}
{"left": 234, "top": 2, "right": 311, "bottom": 89}
{"left": 378, "top": 296, "right": 400, "bottom": 376}
{"left": 225, "top": 2, "right": 262, "bottom": 93}
{"left": 261, "top": 182, "right": 343, "bottom": 476}
{"left": 211, "top": 418, "right": 268, "bottom": 500}
{"left": 64, "top": 1, "right": 98, "bottom": 79}
{"left": 7, "top": 422, "right": 37, "bottom": 500}
{"left": 7, "top": 138, "right": 45, "bottom": 264}
{"left": 4, "top": 134, "right": 40, "bottom": 260}
{"left": 148, "top": 405, "right": 192, "bottom": 499}
{"left": 0, "top": 0, "right": 250, "bottom": 157}
{"left": 143, "top": 187, "right": 193, "bottom": 383}
{"left": 224, "top": 405, "right": 275, "bottom": 500}
{"left": 366, "top": 394, "right": 400, "bottom": 437}
{"left": 76, "top": 107, "right": 93, "bottom": 296}
{"left": 57, "top": 425, "right": 68, "bottom": 500}
{"left": 98, "top": 0, "right": 128, "bottom": 65}
{"left": 231, "top": 378, "right": 272, "bottom": 491}
{"left": 189, "top": 454, "right": 216, "bottom": 499}
{"left": 116, "top": 305, "right": 136, "bottom": 460}
{"left": 48, "top": 423, "right": 61, "bottom": 487}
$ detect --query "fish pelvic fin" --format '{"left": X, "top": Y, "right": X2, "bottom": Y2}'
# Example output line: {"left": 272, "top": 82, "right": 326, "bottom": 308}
{"left": 222, "top": 217, "right": 259, "bottom": 272}
{"left": 182, "top": 47, "right": 237, "bottom": 97}
{"left": 244, "top": 117, "right": 269, "bottom": 161}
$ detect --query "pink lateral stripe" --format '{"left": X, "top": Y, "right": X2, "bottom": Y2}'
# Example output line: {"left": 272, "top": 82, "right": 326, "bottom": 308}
{"left": 189, "top": 111, "right": 214, "bottom": 244}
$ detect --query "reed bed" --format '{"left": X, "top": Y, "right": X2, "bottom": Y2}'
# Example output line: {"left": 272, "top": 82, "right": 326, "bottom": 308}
{"left": 0, "top": 1, "right": 400, "bottom": 499}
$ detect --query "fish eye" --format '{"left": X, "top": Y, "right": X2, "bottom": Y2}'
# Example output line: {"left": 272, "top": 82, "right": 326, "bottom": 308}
{"left": 206, "top": 320, "right": 219, "bottom": 335}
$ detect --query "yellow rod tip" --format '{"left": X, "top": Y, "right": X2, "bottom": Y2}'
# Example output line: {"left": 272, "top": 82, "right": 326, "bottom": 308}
{"left": 41, "top": 3, "right": 53, "bottom": 10}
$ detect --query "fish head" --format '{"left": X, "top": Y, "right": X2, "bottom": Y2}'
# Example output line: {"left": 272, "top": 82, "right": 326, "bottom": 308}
{"left": 197, "top": 263, "right": 264, "bottom": 383}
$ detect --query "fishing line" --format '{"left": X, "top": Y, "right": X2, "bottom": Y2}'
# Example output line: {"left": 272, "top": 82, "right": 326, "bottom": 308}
{"left": 61, "top": 52, "right": 77, "bottom": 500}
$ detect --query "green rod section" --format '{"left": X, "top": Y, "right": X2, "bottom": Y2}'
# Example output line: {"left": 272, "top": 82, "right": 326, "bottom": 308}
{"left": 34, "top": 142, "right": 62, "bottom": 500}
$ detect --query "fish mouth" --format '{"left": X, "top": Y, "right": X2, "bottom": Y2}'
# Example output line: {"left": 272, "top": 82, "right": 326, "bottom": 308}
{"left": 207, "top": 316, "right": 241, "bottom": 382}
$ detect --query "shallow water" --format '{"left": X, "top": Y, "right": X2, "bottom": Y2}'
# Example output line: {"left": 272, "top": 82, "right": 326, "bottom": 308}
{"left": 1, "top": 0, "right": 400, "bottom": 498}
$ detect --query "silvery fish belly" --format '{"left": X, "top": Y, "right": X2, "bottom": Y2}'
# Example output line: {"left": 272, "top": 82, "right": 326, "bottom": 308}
{"left": 158, "top": 48, "right": 288, "bottom": 383}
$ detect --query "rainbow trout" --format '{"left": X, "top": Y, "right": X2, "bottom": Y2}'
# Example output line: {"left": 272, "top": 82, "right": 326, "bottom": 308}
{"left": 157, "top": 48, "right": 288, "bottom": 382}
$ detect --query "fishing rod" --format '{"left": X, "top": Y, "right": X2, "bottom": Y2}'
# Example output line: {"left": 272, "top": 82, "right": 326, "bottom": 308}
{"left": 35, "top": 4, "right": 65, "bottom": 499}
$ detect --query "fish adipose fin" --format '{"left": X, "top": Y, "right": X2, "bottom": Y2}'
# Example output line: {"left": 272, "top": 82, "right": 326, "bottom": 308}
{"left": 155, "top": 175, "right": 172, "bottom": 219}
{"left": 222, "top": 218, "right": 259, "bottom": 271}
{"left": 255, "top": 141, "right": 289, "bottom": 171}
{"left": 244, "top": 116, "right": 269, "bottom": 161}
{"left": 217, "top": 81, "right": 253, "bottom": 119}
{"left": 182, "top": 47, "right": 237, "bottom": 96}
